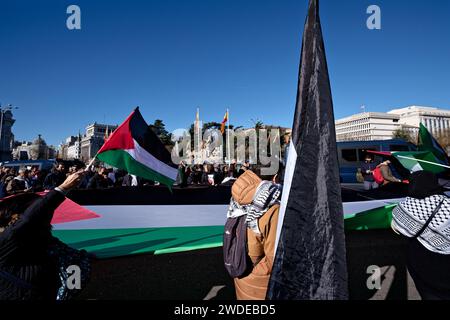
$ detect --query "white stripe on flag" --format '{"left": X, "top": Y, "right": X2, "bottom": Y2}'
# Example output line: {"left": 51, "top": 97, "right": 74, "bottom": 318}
{"left": 396, "top": 155, "right": 450, "bottom": 169}
{"left": 410, "top": 163, "right": 423, "bottom": 173}
{"left": 53, "top": 205, "right": 229, "bottom": 230}
{"left": 274, "top": 141, "right": 297, "bottom": 255}
{"left": 126, "top": 139, "right": 178, "bottom": 181}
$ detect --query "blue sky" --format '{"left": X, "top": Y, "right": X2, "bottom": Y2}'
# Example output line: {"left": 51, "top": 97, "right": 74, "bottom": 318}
{"left": 1, "top": 0, "right": 449, "bottom": 146}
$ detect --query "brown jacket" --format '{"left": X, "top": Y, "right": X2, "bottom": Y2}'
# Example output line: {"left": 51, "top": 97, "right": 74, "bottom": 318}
{"left": 231, "top": 170, "right": 280, "bottom": 300}
{"left": 379, "top": 164, "right": 400, "bottom": 184}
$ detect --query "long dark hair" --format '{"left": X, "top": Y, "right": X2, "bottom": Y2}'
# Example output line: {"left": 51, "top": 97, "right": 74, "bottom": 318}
{"left": 0, "top": 193, "right": 40, "bottom": 229}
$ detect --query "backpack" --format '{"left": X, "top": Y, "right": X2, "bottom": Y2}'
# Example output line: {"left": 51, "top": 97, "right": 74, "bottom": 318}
{"left": 223, "top": 215, "right": 251, "bottom": 279}
{"left": 372, "top": 167, "right": 384, "bottom": 185}
{"left": 356, "top": 169, "right": 364, "bottom": 183}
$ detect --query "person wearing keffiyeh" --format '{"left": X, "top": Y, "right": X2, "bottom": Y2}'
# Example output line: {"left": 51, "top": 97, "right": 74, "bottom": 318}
{"left": 392, "top": 171, "right": 450, "bottom": 300}
{"left": 227, "top": 170, "right": 281, "bottom": 300}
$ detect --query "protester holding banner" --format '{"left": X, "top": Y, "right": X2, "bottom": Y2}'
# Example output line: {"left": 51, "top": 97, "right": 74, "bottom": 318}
{"left": 0, "top": 170, "right": 89, "bottom": 300}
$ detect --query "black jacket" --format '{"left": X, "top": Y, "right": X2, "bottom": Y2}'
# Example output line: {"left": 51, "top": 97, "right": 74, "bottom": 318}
{"left": 43, "top": 171, "right": 66, "bottom": 190}
{"left": 407, "top": 239, "right": 450, "bottom": 299}
{"left": 87, "top": 174, "right": 113, "bottom": 189}
{"left": 0, "top": 190, "right": 65, "bottom": 300}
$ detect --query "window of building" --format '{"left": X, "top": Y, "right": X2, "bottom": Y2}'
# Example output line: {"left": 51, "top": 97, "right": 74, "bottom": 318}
{"left": 341, "top": 149, "right": 358, "bottom": 162}
{"left": 390, "top": 145, "right": 410, "bottom": 152}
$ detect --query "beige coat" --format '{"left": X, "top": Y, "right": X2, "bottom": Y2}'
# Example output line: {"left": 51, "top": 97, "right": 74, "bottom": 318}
{"left": 231, "top": 170, "right": 280, "bottom": 300}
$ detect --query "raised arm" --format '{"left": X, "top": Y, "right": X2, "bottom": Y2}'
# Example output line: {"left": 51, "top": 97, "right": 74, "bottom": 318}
{"left": 12, "top": 171, "right": 87, "bottom": 236}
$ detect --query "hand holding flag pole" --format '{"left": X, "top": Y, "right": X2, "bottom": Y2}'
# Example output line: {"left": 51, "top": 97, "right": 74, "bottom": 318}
{"left": 85, "top": 155, "right": 98, "bottom": 172}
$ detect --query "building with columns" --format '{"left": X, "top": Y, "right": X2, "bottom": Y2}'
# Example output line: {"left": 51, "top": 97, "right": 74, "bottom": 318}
{"left": 336, "top": 106, "right": 450, "bottom": 142}
{"left": 388, "top": 106, "right": 450, "bottom": 138}
{"left": 336, "top": 112, "right": 401, "bottom": 142}
{"left": 80, "top": 123, "right": 118, "bottom": 162}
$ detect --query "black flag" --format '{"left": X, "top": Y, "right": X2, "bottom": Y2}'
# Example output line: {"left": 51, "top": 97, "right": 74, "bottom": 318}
{"left": 267, "top": 0, "right": 348, "bottom": 300}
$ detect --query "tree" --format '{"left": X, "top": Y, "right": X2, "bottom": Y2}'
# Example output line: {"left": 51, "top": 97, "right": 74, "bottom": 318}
{"left": 149, "top": 119, "right": 174, "bottom": 147}
{"left": 392, "top": 128, "right": 414, "bottom": 144}
{"left": 254, "top": 121, "right": 264, "bottom": 130}
{"left": 437, "top": 129, "right": 450, "bottom": 155}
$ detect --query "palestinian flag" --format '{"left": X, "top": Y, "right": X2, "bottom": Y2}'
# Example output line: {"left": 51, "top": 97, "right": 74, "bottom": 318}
{"left": 418, "top": 123, "right": 449, "bottom": 165}
{"left": 370, "top": 150, "right": 450, "bottom": 174}
{"left": 394, "top": 151, "right": 449, "bottom": 174}
{"left": 369, "top": 125, "right": 450, "bottom": 175}
{"left": 96, "top": 108, "right": 178, "bottom": 188}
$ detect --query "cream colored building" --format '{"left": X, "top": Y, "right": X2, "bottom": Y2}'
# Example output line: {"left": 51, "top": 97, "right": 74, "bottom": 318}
{"left": 336, "top": 106, "right": 450, "bottom": 142}
{"left": 80, "top": 123, "right": 118, "bottom": 162}
{"left": 388, "top": 106, "right": 450, "bottom": 137}
{"left": 336, "top": 112, "right": 401, "bottom": 142}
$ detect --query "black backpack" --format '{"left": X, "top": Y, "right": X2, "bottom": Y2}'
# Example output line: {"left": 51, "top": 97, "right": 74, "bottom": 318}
{"left": 223, "top": 215, "right": 251, "bottom": 279}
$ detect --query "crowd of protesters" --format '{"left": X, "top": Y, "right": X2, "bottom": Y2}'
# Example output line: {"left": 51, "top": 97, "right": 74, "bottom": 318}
{"left": 0, "top": 159, "right": 254, "bottom": 199}
{"left": 176, "top": 160, "right": 253, "bottom": 187}
{"left": 0, "top": 163, "right": 117, "bottom": 198}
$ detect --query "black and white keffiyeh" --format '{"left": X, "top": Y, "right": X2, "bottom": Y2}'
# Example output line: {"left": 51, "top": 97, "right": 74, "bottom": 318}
{"left": 227, "top": 181, "right": 282, "bottom": 235}
{"left": 392, "top": 195, "right": 450, "bottom": 254}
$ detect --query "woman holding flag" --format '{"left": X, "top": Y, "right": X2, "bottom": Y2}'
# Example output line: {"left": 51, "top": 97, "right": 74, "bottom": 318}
{"left": 0, "top": 170, "right": 90, "bottom": 300}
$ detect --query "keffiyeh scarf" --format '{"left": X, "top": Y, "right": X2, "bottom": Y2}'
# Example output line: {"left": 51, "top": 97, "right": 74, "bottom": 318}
{"left": 227, "top": 181, "right": 281, "bottom": 235}
{"left": 392, "top": 195, "right": 450, "bottom": 254}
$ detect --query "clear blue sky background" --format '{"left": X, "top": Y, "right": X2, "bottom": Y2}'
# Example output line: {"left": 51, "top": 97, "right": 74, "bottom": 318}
{"left": 1, "top": 0, "right": 449, "bottom": 146}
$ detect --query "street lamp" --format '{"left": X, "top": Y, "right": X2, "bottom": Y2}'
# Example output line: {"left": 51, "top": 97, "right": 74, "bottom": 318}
{"left": 0, "top": 104, "right": 19, "bottom": 154}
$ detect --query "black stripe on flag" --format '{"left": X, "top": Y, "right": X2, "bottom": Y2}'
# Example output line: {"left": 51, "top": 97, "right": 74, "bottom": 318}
{"left": 267, "top": 0, "right": 348, "bottom": 300}
{"left": 130, "top": 107, "right": 174, "bottom": 165}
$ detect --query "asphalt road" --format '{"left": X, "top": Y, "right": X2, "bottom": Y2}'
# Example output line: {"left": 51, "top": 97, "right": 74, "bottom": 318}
{"left": 77, "top": 229, "right": 421, "bottom": 300}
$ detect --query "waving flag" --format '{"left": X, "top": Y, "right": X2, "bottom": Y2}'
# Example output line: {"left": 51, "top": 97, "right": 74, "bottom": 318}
{"left": 368, "top": 125, "right": 450, "bottom": 175}
{"left": 96, "top": 108, "right": 178, "bottom": 188}
{"left": 220, "top": 111, "right": 229, "bottom": 134}
{"left": 369, "top": 150, "right": 450, "bottom": 174}
{"left": 267, "top": 0, "right": 348, "bottom": 300}
{"left": 418, "top": 123, "right": 449, "bottom": 165}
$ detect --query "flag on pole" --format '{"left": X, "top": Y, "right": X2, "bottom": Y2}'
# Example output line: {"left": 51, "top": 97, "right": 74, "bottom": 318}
{"left": 220, "top": 111, "right": 229, "bottom": 134}
{"left": 96, "top": 108, "right": 178, "bottom": 188}
{"left": 267, "top": 0, "right": 348, "bottom": 300}
{"left": 104, "top": 125, "right": 109, "bottom": 142}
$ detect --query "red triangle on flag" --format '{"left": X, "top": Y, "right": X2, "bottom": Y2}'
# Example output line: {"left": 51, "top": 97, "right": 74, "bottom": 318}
{"left": 51, "top": 197, "right": 101, "bottom": 224}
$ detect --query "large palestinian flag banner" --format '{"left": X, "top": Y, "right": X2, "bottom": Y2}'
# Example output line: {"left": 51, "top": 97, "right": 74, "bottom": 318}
{"left": 96, "top": 108, "right": 178, "bottom": 188}
{"left": 51, "top": 186, "right": 405, "bottom": 259}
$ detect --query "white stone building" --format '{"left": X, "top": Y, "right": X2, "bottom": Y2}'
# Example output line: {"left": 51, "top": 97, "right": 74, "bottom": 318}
{"left": 388, "top": 106, "right": 450, "bottom": 137}
{"left": 67, "top": 140, "right": 81, "bottom": 159}
{"left": 12, "top": 135, "right": 55, "bottom": 160}
{"left": 336, "top": 106, "right": 450, "bottom": 142}
{"left": 336, "top": 112, "right": 401, "bottom": 142}
{"left": 80, "top": 123, "right": 118, "bottom": 162}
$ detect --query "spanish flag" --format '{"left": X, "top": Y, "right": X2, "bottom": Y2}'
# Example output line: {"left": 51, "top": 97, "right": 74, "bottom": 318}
{"left": 220, "top": 111, "right": 228, "bottom": 134}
